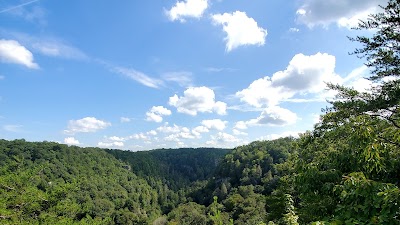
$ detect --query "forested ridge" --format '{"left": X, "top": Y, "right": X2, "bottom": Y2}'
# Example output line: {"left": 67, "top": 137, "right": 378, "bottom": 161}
{"left": 1, "top": 0, "right": 400, "bottom": 224}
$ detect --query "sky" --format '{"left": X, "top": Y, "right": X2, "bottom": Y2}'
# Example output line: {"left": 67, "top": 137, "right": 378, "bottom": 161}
{"left": 0, "top": 0, "right": 386, "bottom": 150}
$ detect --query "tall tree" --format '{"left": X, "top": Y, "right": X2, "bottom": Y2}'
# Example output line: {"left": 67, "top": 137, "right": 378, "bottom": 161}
{"left": 295, "top": 1, "right": 400, "bottom": 223}
{"left": 323, "top": 0, "right": 400, "bottom": 133}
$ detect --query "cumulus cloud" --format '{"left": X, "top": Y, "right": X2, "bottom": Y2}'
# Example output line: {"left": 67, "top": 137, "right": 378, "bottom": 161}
{"left": 166, "top": 0, "right": 208, "bottom": 22}
{"left": 64, "top": 137, "right": 80, "bottom": 145}
{"left": 192, "top": 126, "right": 210, "bottom": 136}
{"left": 98, "top": 141, "right": 124, "bottom": 148}
{"left": 120, "top": 117, "right": 132, "bottom": 123}
{"left": 165, "top": 131, "right": 197, "bottom": 142}
{"left": 155, "top": 123, "right": 198, "bottom": 142}
{"left": 235, "top": 106, "right": 298, "bottom": 128}
{"left": 261, "top": 131, "right": 301, "bottom": 141}
{"left": 107, "top": 136, "right": 125, "bottom": 142}
{"left": 0, "top": 39, "right": 38, "bottom": 69}
{"left": 169, "top": 86, "right": 227, "bottom": 116}
{"left": 129, "top": 133, "right": 150, "bottom": 141}
{"left": 147, "top": 130, "right": 157, "bottom": 136}
{"left": 249, "top": 106, "right": 298, "bottom": 126}
{"left": 64, "top": 117, "right": 111, "bottom": 134}
{"left": 201, "top": 119, "right": 227, "bottom": 131}
{"left": 236, "top": 52, "right": 339, "bottom": 108}
{"left": 206, "top": 132, "right": 242, "bottom": 148}
{"left": 289, "top": 27, "right": 300, "bottom": 32}
{"left": 233, "top": 129, "right": 248, "bottom": 136}
{"left": 234, "top": 121, "right": 248, "bottom": 130}
{"left": 146, "top": 106, "right": 172, "bottom": 123}
{"left": 212, "top": 11, "right": 267, "bottom": 51}
{"left": 271, "top": 53, "right": 339, "bottom": 92}
{"left": 296, "top": 0, "right": 386, "bottom": 28}
{"left": 156, "top": 123, "right": 187, "bottom": 134}
{"left": 112, "top": 66, "right": 164, "bottom": 89}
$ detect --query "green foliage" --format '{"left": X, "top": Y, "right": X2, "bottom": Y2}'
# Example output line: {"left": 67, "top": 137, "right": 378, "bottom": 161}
{"left": 291, "top": 1, "right": 400, "bottom": 224}
{"left": 0, "top": 139, "right": 161, "bottom": 224}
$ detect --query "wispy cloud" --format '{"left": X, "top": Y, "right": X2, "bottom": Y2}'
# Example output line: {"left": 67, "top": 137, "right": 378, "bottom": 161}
{"left": 112, "top": 66, "right": 164, "bottom": 89}
{"left": 205, "top": 67, "right": 236, "bottom": 73}
{"left": 3, "top": 124, "right": 24, "bottom": 133}
{"left": 0, "top": 30, "right": 88, "bottom": 60}
{"left": 162, "top": 71, "right": 193, "bottom": 87}
{"left": 0, "top": 0, "right": 40, "bottom": 14}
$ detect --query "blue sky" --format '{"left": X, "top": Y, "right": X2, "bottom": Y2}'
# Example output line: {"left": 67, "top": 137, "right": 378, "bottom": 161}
{"left": 0, "top": 0, "right": 385, "bottom": 150}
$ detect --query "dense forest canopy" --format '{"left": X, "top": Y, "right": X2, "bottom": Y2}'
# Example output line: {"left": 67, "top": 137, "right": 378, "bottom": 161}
{"left": 1, "top": 0, "right": 400, "bottom": 224}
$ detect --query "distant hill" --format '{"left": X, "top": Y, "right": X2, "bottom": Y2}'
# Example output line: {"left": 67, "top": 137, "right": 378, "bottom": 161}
{"left": 107, "top": 148, "right": 230, "bottom": 190}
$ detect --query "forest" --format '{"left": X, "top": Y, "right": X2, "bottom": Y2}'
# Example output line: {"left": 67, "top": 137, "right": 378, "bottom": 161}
{"left": 1, "top": 0, "right": 400, "bottom": 224}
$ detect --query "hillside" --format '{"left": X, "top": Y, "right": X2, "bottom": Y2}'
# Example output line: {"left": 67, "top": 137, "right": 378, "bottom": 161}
{"left": 107, "top": 148, "right": 230, "bottom": 190}
{"left": 0, "top": 139, "right": 231, "bottom": 224}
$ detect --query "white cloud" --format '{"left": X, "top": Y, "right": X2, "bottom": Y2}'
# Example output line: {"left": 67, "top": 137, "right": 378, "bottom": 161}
{"left": 169, "top": 86, "right": 227, "bottom": 116}
{"left": 146, "top": 106, "right": 172, "bottom": 123}
{"left": 260, "top": 131, "right": 301, "bottom": 141}
{"left": 3, "top": 124, "right": 23, "bottom": 132}
{"left": 248, "top": 106, "right": 298, "bottom": 126}
{"left": 64, "top": 117, "right": 111, "bottom": 134}
{"left": 155, "top": 123, "right": 197, "bottom": 142}
{"left": 64, "top": 137, "right": 80, "bottom": 145}
{"left": 236, "top": 52, "right": 339, "bottom": 108}
{"left": 212, "top": 11, "right": 267, "bottom": 51}
{"left": 166, "top": 0, "right": 208, "bottom": 22}
{"left": 296, "top": 0, "right": 386, "bottom": 28}
{"left": 156, "top": 123, "right": 184, "bottom": 133}
{"left": 165, "top": 131, "right": 197, "bottom": 142}
{"left": 98, "top": 141, "right": 124, "bottom": 148}
{"left": 162, "top": 72, "right": 193, "bottom": 87}
{"left": 236, "top": 76, "right": 287, "bottom": 108}
{"left": 147, "top": 130, "right": 157, "bottom": 136}
{"left": 107, "top": 136, "right": 125, "bottom": 142}
{"left": 158, "top": 123, "right": 178, "bottom": 133}
{"left": 289, "top": 27, "right": 300, "bottom": 32}
{"left": 206, "top": 132, "right": 242, "bottom": 148}
{"left": 201, "top": 119, "right": 227, "bottom": 131}
{"left": 120, "top": 117, "right": 132, "bottom": 123}
{"left": 31, "top": 41, "right": 87, "bottom": 60}
{"left": 235, "top": 106, "right": 298, "bottom": 128}
{"left": 192, "top": 126, "right": 209, "bottom": 136}
{"left": 0, "top": 39, "right": 38, "bottom": 69}
{"left": 234, "top": 121, "right": 248, "bottom": 130}
{"left": 205, "top": 67, "right": 236, "bottom": 73}
{"left": 112, "top": 66, "right": 164, "bottom": 89}
{"left": 342, "top": 65, "right": 372, "bottom": 93}
{"left": 271, "top": 53, "right": 339, "bottom": 92}
{"left": 233, "top": 129, "right": 248, "bottom": 136}
{"left": 0, "top": 31, "right": 87, "bottom": 60}
{"left": 129, "top": 133, "right": 150, "bottom": 141}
